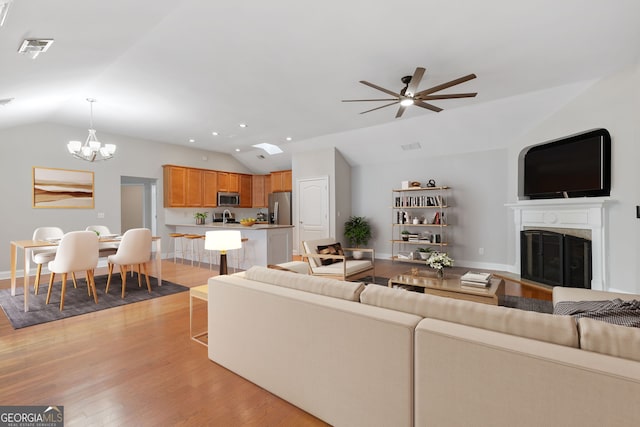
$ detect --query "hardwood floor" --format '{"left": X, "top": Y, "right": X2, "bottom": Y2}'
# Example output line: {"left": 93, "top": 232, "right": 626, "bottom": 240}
{"left": 0, "top": 258, "right": 550, "bottom": 426}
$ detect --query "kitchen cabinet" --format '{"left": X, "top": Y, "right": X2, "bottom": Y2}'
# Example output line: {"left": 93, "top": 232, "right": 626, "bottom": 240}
{"left": 252, "top": 175, "right": 269, "bottom": 208}
{"left": 185, "top": 168, "right": 203, "bottom": 206}
{"left": 271, "top": 170, "right": 292, "bottom": 193}
{"left": 203, "top": 170, "right": 218, "bottom": 207}
{"left": 218, "top": 172, "right": 239, "bottom": 192}
{"left": 239, "top": 174, "right": 252, "bottom": 207}
{"left": 163, "top": 165, "right": 187, "bottom": 207}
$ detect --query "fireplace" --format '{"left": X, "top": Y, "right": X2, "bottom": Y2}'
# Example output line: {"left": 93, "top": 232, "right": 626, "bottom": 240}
{"left": 507, "top": 197, "right": 608, "bottom": 291}
{"left": 520, "top": 230, "right": 592, "bottom": 288}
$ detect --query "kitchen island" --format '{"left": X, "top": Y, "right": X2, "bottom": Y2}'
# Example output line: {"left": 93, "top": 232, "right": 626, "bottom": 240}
{"left": 167, "top": 223, "right": 293, "bottom": 270}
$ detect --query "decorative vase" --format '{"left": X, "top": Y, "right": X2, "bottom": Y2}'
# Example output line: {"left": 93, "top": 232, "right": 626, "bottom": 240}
{"left": 436, "top": 268, "right": 444, "bottom": 279}
{"left": 196, "top": 217, "right": 205, "bottom": 225}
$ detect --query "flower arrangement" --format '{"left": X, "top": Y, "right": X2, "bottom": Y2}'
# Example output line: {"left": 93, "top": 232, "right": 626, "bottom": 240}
{"left": 426, "top": 252, "right": 453, "bottom": 277}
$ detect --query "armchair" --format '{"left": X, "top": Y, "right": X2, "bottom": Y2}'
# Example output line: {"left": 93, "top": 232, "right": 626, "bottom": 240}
{"left": 301, "top": 238, "right": 375, "bottom": 282}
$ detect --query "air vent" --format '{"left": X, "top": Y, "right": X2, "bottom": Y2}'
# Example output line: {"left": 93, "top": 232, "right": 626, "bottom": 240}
{"left": 18, "top": 38, "right": 54, "bottom": 59}
{"left": 256, "top": 154, "right": 265, "bottom": 160}
{"left": 401, "top": 142, "right": 422, "bottom": 151}
{"left": 0, "top": 97, "right": 14, "bottom": 106}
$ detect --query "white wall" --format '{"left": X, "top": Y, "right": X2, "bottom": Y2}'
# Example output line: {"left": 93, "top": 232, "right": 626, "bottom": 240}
{"left": 292, "top": 147, "right": 351, "bottom": 253}
{"left": 507, "top": 64, "right": 640, "bottom": 293}
{"left": 0, "top": 122, "right": 251, "bottom": 277}
{"left": 352, "top": 148, "right": 510, "bottom": 270}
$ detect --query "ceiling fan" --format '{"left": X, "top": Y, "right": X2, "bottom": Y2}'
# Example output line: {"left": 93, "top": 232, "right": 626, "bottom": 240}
{"left": 342, "top": 67, "right": 477, "bottom": 118}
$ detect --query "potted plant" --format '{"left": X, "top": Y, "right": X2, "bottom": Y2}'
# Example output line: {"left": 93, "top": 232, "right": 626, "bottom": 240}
{"left": 401, "top": 230, "right": 410, "bottom": 241}
{"left": 194, "top": 212, "right": 208, "bottom": 225}
{"left": 344, "top": 216, "right": 372, "bottom": 259}
{"left": 418, "top": 247, "right": 433, "bottom": 260}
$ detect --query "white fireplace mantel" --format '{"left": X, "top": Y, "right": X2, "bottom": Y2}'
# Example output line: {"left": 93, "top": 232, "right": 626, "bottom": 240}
{"left": 506, "top": 197, "right": 609, "bottom": 291}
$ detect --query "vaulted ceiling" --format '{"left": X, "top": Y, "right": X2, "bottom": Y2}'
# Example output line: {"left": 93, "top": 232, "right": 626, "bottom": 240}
{"left": 1, "top": 0, "right": 639, "bottom": 172}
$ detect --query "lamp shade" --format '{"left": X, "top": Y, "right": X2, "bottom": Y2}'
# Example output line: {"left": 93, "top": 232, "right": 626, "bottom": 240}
{"left": 205, "top": 230, "right": 242, "bottom": 251}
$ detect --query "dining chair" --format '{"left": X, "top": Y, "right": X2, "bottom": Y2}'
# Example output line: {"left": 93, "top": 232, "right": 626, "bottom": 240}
{"left": 45, "top": 231, "right": 99, "bottom": 311}
{"left": 31, "top": 226, "right": 64, "bottom": 295}
{"left": 106, "top": 228, "right": 152, "bottom": 298}
{"left": 85, "top": 225, "right": 119, "bottom": 257}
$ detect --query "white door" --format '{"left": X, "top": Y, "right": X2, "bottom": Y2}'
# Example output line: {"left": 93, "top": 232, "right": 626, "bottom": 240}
{"left": 297, "top": 176, "right": 329, "bottom": 251}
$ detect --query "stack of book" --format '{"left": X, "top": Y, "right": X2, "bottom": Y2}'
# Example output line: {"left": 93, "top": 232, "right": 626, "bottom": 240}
{"left": 460, "top": 271, "right": 492, "bottom": 287}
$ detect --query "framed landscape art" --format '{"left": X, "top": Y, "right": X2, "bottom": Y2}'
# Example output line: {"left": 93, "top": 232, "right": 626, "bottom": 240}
{"left": 32, "top": 166, "right": 95, "bottom": 209}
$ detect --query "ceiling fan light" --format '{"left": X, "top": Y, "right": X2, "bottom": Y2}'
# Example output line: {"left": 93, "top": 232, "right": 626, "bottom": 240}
{"left": 400, "top": 98, "right": 414, "bottom": 107}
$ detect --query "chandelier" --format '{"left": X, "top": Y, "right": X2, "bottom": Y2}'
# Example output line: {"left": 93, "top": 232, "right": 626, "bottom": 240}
{"left": 67, "top": 98, "right": 116, "bottom": 162}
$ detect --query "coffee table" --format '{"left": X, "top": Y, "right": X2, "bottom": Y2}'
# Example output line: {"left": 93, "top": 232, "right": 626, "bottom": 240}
{"left": 388, "top": 270, "right": 505, "bottom": 305}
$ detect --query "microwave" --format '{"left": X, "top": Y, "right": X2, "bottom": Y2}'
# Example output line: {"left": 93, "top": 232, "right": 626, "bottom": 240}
{"left": 217, "top": 192, "right": 240, "bottom": 206}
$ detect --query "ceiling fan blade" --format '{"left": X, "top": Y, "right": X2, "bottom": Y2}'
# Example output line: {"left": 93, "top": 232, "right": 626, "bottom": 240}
{"left": 414, "top": 100, "right": 443, "bottom": 113}
{"left": 342, "top": 98, "right": 398, "bottom": 102}
{"left": 405, "top": 67, "right": 425, "bottom": 97}
{"left": 419, "top": 92, "right": 477, "bottom": 100}
{"left": 360, "top": 101, "right": 399, "bottom": 114}
{"left": 415, "top": 74, "right": 477, "bottom": 97}
{"left": 395, "top": 105, "right": 407, "bottom": 118}
{"left": 359, "top": 81, "right": 401, "bottom": 98}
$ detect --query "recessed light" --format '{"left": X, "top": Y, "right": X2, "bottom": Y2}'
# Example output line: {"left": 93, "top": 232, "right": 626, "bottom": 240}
{"left": 239, "top": 123, "right": 248, "bottom": 128}
{"left": 212, "top": 131, "right": 219, "bottom": 136}
{"left": 189, "top": 138, "right": 195, "bottom": 143}
{"left": 235, "top": 148, "right": 240, "bottom": 152}
{"left": 285, "top": 137, "right": 292, "bottom": 141}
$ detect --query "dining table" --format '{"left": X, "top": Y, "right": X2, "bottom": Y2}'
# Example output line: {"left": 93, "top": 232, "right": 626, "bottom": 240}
{"left": 9, "top": 235, "right": 162, "bottom": 312}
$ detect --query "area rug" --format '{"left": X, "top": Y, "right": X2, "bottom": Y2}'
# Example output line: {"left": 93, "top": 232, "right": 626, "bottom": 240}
{"left": 361, "top": 276, "right": 553, "bottom": 313}
{"left": 0, "top": 275, "right": 189, "bottom": 329}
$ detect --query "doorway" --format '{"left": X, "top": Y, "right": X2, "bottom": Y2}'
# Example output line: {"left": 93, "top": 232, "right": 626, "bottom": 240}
{"left": 121, "top": 176, "right": 157, "bottom": 235}
{"left": 297, "top": 176, "right": 329, "bottom": 252}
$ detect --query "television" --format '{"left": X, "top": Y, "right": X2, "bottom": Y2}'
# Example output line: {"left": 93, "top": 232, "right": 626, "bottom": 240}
{"left": 523, "top": 129, "right": 611, "bottom": 199}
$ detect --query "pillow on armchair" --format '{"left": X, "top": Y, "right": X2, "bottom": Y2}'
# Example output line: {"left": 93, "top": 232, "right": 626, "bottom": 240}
{"left": 316, "top": 243, "right": 344, "bottom": 265}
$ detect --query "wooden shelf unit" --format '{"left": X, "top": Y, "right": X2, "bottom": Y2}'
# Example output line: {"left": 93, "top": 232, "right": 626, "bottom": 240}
{"left": 391, "top": 186, "right": 450, "bottom": 263}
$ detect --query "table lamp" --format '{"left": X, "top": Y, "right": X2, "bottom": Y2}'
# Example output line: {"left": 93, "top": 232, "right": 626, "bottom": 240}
{"left": 205, "top": 230, "right": 242, "bottom": 275}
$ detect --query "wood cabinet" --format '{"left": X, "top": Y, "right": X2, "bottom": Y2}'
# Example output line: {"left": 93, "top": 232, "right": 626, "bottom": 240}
{"left": 163, "top": 165, "right": 187, "bottom": 207}
{"left": 239, "top": 174, "right": 252, "bottom": 207}
{"left": 271, "top": 170, "right": 292, "bottom": 193}
{"left": 252, "top": 175, "right": 270, "bottom": 208}
{"left": 218, "top": 172, "right": 240, "bottom": 192}
{"left": 203, "top": 171, "right": 218, "bottom": 207}
{"left": 185, "top": 168, "right": 203, "bottom": 207}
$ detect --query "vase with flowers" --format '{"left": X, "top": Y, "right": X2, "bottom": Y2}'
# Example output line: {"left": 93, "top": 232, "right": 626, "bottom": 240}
{"left": 426, "top": 251, "right": 453, "bottom": 278}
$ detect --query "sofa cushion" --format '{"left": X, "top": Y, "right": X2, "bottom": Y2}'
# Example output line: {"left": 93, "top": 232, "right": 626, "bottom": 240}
{"left": 316, "top": 243, "right": 344, "bottom": 265}
{"left": 244, "top": 266, "right": 364, "bottom": 301}
{"left": 360, "top": 284, "right": 579, "bottom": 347}
{"left": 303, "top": 238, "right": 344, "bottom": 268}
{"left": 311, "top": 259, "right": 372, "bottom": 275}
{"left": 578, "top": 317, "right": 640, "bottom": 362}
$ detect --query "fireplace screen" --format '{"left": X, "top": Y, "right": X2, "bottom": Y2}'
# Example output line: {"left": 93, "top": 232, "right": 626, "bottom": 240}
{"left": 521, "top": 230, "right": 592, "bottom": 288}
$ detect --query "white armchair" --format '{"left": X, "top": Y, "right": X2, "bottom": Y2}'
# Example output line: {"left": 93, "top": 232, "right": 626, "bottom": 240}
{"left": 106, "top": 228, "right": 152, "bottom": 298}
{"left": 45, "top": 231, "right": 99, "bottom": 311}
{"left": 31, "top": 226, "right": 64, "bottom": 295}
{"left": 302, "top": 238, "right": 375, "bottom": 282}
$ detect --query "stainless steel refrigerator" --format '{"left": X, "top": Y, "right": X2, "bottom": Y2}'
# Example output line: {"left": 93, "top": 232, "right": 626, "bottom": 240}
{"left": 268, "top": 192, "right": 292, "bottom": 225}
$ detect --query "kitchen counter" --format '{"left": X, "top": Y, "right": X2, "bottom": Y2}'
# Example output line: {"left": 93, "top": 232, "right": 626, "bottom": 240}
{"left": 167, "top": 223, "right": 293, "bottom": 269}
{"left": 167, "top": 223, "right": 293, "bottom": 230}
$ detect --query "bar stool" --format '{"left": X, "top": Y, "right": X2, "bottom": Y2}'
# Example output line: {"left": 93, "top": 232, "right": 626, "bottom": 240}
{"left": 167, "top": 233, "right": 186, "bottom": 263}
{"left": 184, "top": 234, "right": 204, "bottom": 266}
{"left": 230, "top": 237, "right": 249, "bottom": 273}
{"left": 197, "top": 235, "right": 215, "bottom": 269}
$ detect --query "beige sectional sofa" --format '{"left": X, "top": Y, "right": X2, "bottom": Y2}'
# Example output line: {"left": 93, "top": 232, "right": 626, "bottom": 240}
{"left": 208, "top": 266, "right": 640, "bottom": 427}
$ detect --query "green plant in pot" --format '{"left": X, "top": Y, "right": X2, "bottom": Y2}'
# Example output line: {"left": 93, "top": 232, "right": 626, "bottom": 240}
{"left": 344, "top": 216, "right": 372, "bottom": 259}
{"left": 401, "top": 230, "right": 410, "bottom": 241}
{"left": 194, "top": 211, "right": 208, "bottom": 225}
{"left": 418, "top": 247, "right": 433, "bottom": 260}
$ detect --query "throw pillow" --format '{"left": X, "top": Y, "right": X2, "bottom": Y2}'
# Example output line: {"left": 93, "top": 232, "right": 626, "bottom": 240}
{"left": 316, "top": 243, "right": 344, "bottom": 265}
